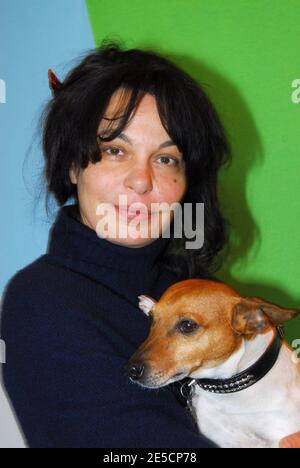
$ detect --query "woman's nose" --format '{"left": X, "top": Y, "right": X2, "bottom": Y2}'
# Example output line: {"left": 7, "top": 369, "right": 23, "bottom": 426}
{"left": 124, "top": 166, "right": 153, "bottom": 195}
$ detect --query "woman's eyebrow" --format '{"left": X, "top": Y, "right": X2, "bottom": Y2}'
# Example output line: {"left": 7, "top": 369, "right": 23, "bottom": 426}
{"left": 98, "top": 131, "right": 176, "bottom": 150}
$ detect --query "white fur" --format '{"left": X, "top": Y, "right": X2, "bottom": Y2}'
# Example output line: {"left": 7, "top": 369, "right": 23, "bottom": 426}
{"left": 138, "top": 295, "right": 155, "bottom": 316}
{"left": 188, "top": 330, "right": 300, "bottom": 448}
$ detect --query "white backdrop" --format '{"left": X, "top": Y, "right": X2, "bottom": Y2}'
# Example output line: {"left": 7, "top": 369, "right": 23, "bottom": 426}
{"left": 0, "top": 380, "right": 26, "bottom": 448}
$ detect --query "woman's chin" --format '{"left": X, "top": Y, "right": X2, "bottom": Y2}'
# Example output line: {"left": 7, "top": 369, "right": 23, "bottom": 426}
{"left": 105, "top": 233, "right": 161, "bottom": 248}
{"left": 95, "top": 217, "right": 166, "bottom": 247}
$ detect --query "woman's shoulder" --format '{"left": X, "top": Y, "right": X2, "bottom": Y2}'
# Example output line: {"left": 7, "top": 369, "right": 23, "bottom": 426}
{"left": 0, "top": 254, "right": 86, "bottom": 329}
{"left": 1, "top": 253, "right": 97, "bottom": 306}
{"left": 0, "top": 255, "right": 102, "bottom": 351}
{"left": 1, "top": 255, "right": 63, "bottom": 304}
{"left": 2, "top": 254, "right": 45, "bottom": 294}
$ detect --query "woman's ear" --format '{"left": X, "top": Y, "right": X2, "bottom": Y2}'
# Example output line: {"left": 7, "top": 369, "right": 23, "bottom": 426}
{"left": 69, "top": 165, "right": 78, "bottom": 184}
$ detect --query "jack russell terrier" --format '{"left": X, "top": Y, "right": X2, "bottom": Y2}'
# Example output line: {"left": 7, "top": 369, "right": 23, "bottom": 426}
{"left": 127, "top": 279, "right": 300, "bottom": 448}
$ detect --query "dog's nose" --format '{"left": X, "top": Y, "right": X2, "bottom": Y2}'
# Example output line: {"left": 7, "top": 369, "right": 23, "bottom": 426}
{"left": 127, "top": 361, "right": 145, "bottom": 380}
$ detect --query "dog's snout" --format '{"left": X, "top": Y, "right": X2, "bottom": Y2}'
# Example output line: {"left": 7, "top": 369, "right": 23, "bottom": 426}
{"left": 127, "top": 361, "right": 145, "bottom": 381}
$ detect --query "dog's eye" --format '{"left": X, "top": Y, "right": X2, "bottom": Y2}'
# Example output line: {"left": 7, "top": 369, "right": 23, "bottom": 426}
{"left": 177, "top": 320, "right": 200, "bottom": 334}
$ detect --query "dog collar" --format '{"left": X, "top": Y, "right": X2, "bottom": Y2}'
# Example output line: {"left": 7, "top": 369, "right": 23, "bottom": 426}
{"left": 180, "top": 327, "right": 284, "bottom": 399}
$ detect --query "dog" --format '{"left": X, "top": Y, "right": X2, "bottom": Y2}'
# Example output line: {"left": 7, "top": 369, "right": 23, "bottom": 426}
{"left": 127, "top": 279, "right": 300, "bottom": 448}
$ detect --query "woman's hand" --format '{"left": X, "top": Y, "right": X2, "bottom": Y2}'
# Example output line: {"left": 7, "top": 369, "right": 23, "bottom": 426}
{"left": 279, "top": 431, "right": 300, "bottom": 448}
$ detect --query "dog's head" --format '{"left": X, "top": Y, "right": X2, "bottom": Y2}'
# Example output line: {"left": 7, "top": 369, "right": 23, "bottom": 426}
{"left": 127, "top": 279, "right": 299, "bottom": 388}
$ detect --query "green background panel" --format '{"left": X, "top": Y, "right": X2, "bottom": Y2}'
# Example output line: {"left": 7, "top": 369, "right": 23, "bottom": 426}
{"left": 86, "top": 0, "right": 300, "bottom": 343}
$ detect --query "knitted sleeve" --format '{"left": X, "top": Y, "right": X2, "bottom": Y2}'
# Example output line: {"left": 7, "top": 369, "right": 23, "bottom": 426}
{"left": 1, "top": 266, "right": 217, "bottom": 449}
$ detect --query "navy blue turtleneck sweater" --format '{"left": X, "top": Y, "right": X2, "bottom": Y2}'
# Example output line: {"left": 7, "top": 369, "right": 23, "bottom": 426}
{"left": 1, "top": 204, "right": 218, "bottom": 448}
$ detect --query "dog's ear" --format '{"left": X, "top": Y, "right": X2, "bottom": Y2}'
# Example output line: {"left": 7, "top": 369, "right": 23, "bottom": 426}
{"left": 232, "top": 296, "right": 300, "bottom": 336}
{"left": 138, "top": 295, "right": 157, "bottom": 316}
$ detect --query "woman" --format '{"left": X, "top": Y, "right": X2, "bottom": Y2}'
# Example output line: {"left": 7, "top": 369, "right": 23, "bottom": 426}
{"left": 1, "top": 40, "right": 298, "bottom": 448}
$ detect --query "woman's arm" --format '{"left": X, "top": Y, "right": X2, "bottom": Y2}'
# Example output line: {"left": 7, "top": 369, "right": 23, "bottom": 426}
{"left": 1, "top": 272, "right": 217, "bottom": 449}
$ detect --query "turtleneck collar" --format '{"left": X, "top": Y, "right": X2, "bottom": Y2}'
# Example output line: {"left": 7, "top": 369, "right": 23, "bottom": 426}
{"left": 47, "top": 203, "right": 171, "bottom": 274}
{"left": 45, "top": 203, "right": 177, "bottom": 306}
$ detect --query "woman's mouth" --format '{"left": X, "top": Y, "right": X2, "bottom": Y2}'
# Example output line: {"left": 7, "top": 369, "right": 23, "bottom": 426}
{"left": 115, "top": 205, "right": 154, "bottom": 221}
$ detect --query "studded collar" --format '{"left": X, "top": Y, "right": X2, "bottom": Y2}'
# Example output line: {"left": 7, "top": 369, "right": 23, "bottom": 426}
{"left": 180, "top": 327, "right": 284, "bottom": 400}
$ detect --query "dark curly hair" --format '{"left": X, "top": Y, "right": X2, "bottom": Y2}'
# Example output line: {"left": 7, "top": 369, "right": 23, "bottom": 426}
{"left": 41, "top": 38, "right": 231, "bottom": 280}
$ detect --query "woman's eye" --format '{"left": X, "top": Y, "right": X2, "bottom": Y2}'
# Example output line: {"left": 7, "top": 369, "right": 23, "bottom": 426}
{"left": 102, "top": 146, "right": 123, "bottom": 157}
{"left": 158, "top": 156, "right": 179, "bottom": 166}
{"left": 101, "top": 147, "right": 179, "bottom": 166}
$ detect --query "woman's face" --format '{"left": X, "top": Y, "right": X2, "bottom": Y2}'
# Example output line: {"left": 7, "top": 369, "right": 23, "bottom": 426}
{"left": 69, "top": 89, "right": 188, "bottom": 247}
